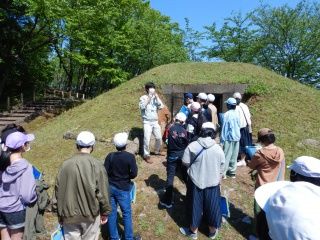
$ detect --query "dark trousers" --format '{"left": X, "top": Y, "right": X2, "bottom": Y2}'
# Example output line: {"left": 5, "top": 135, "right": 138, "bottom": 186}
{"left": 186, "top": 180, "right": 222, "bottom": 229}
{"left": 163, "top": 158, "right": 187, "bottom": 203}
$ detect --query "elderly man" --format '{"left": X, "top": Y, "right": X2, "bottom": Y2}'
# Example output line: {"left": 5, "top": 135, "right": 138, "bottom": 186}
{"left": 180, "top": 122, "right": 225, "bottom": 240}
{"left": 55, "top": 131, "right": 111, "bottom": 240}
{"left": 139, "top": 82, "right": 164, "bottom": 163}
{"left": 233, "top": 92, "right": 252, "bottom": 167}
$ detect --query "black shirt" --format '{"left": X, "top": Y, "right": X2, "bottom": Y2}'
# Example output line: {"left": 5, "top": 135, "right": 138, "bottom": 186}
{"left": 104, "top": 151, "right": 138, "bottom": 191}
{"left": 167, "top": 123, "right": 189, "bottom": 158}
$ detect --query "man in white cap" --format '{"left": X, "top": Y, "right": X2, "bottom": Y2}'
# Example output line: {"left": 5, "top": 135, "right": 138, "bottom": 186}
{"left": 160, "top": 112, "right": 189, "bottom": 209}
{"left": 207, "top": 94, "right": 219, "bottom": 130}
{"left": 254, "top": 181, "right": 320, "bottom": 240}
{"left": 55, "top": 131, "right": 111, "bottom": 240}
{"left": 197, "top": 92, "right": 211, "bottom": 122}
{"left": 180, "top": 122, "right": 225, "bottom": 240}
{"left": 233, "top": 92, "right": 252, "bottom": 167}
{"left": 289, "top": 156, "right": 320, "bottom": 186}
{"left": 139, "top": 82, "right": 164, "bottom": 164}
{"left": 221, "top": 98, "right": 240, "bottom": 179}
{"left": 104, "top": 132, "right": 141, "bottom": 240}
{"left": 186, "top": 102, "right": 206, "bottom": 142}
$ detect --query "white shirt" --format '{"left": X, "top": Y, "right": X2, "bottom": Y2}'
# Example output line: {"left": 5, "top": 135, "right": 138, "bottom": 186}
{"left": 235, "top": 102, "right": 251, "bottom": 128}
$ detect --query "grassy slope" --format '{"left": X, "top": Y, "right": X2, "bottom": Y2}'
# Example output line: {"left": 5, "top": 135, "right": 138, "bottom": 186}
{"left": 24, "top": 62, "right": 320, "bottom": 239}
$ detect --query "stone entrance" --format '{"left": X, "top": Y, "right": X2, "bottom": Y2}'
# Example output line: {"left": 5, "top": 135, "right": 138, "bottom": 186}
{"left": 161, "top": 83, "right": 248, "bottom": 117}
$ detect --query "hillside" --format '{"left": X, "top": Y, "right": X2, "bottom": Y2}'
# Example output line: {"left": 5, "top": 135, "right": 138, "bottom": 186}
{"left": 23, "top": 62, "right": 320, "bottom": 239}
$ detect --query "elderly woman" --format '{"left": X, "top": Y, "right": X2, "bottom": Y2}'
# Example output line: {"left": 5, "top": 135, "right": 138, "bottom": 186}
{"left": 180, "top": 122, "right": 225, "bottom": 240}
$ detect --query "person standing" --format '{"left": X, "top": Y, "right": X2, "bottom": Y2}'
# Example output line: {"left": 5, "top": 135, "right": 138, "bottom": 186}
{"left": 55, "top": 131, "right": 111, "bottom": 240}
{"left": 180, "top": 122, "right": 225, "bottom": 240}
{"left": 221, "top": 98, "right": 240, "bottom": 179}
{"left": 207, "top": 94, "right": 219, "bottom": 129}
{"left": 139, "top": 82, "right": 164, "bottom": 163}
{"left": 0, "top": 132, "right": 37, "bottom": 240}
{"left": 247, "top": 128, "right": 285, "bottom": 240}
{"left": 179, "top": 93, "right": 193, "bottom": 118}
{"left": 104, "top": 132, "right": 141, "bottom": 240}
{"left": 186, "top": 102, "right": 206, "bottom": 142}
{"left": 160, "top": 112, "right": 189, "bottom": 209}
{"left": 233, "top": 92, "right": 252, "bottom": 167}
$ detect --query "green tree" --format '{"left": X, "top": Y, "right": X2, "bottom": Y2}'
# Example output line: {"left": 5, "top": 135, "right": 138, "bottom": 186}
{"left": 251, "top": 1, "right": 320, "bottom": 82}
{"left": 204, "top": 12, "right": 257, "bottom": 62}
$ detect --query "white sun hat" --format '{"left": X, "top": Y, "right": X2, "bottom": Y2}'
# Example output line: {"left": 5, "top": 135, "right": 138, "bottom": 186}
{"left": 255, "top": 181, "right": 320, "bottom": 240}
{"left": 76, "top": 131, "right": 96, "bottom": 147}
{"left": 113, "top": 132, "right": 128, "bottom": 148}
{"left": 288, "top": 156, "right": 320, "bottom": 178}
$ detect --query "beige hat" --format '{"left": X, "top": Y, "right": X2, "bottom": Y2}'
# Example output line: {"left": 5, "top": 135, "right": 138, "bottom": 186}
{"left": 175, "top": 112, "right": 187, "bottom": 122}
{"left": 207, "top": 94, "right": 215, "bottom": 102}
{"left": 233, "top": 92, "right": 242, "bottom": 99}
{"left": 76, "top": 131, "right": 95, "bottom": 147}
{"left": 190, "top": 102, "right": 201, "bottom": 112}
{"left": 113, "top": 132, "right": 128, "bottom": 148}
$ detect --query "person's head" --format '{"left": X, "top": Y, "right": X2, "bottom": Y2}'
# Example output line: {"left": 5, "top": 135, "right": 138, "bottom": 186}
{"left": 190, "top": 102, "right": 201, "bottom": 114}
{"left": 197, "top": 93, "right": 207, "bottom": 105}
{"left": 255, "top": 181, "right": 320, "bottom": 240}
{"left": 145, "top": 82, "right": 156, "bottom": 95}
{"left": 5, "top": 131, "right": 35, "bottom": 154}
{"left": 76, "top": 131, "right": 95, "bottom": 153}
{"left": 225, "top": 97, "right": 237, "bottom": 110}
{"left": 288, "top": 156, "right": 320, "bottom": 186}
{"left": 233, "top": 92, "right": 242, "bottom": 105}
{"left": 184, "top": 93, "right": 193, "bottom": 105}
{"left": 113, "top": 132, "right": 128, "bottom": 151}
{"left": 175, "top": 112, "right": 187, "bottom": 125}
{"left": 207, "top": 94, "right": 215, "bottom": 103}
{"left": 257, "top": 128, "right": 276, "bottom": 146}
{"left": 200, "top": 122, "right": 216, "bottom": 139}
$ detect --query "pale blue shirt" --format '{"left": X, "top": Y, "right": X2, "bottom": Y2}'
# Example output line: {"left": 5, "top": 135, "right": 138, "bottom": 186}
{"left": 220, "top": 109, "right": 240, "bottom": 143}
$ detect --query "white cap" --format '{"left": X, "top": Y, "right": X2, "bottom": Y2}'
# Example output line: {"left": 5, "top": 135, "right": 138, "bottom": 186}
{"left": 202, "top": 122, "right": 216, "bottom": 130}
{"left": 288, "top": 156, "right": 320, "bottom": 178}
{"left": 233, "top": 92, "right": 242, "bottom": 99}
{"left": 76, "top": 131, "right": 95, "bottom": 147}
{"left": 113, "top": 132, "right": 128, "bottom": 148}
{"left": 190, "top": 102, "right": 201, "bottom": 112}
{"left": 175, "top": 112, "right": 187, "bottom": 122}
{"left": 207, "top": 94, "right": 215, "bottom": 102}
{"left": 197, "top": 92, "right": 207, "bottom": 100}
{"left": 255, "top": 181, "right": 320, "bottom": 240}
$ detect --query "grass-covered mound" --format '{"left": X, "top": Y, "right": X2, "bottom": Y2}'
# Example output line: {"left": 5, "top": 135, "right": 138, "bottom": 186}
{"left": 23, "top": 62, "right": 320, "bottom": 239}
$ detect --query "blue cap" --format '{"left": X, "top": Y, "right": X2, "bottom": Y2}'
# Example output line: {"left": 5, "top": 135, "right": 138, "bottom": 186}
{"left": 184, "top": 93, "right": 193, "bottom": 99}
{"left": 225, "top": 97, "right": 237, "bottom": 105}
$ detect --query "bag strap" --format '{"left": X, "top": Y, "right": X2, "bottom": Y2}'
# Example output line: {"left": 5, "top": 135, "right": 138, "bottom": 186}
{"left": 239, "top": 105, "right": 248, "bottom": 125}
{"left": 188, "top": 145, "right": 205, "bottom": 168}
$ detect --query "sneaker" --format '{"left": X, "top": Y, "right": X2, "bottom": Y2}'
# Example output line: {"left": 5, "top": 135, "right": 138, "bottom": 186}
{"left": 231, "top": 175, "right": 236, "bottom": 179}
{"left": 237, "top": 159, "right": 247, "bottom": 167}
{"left": 159, "top": 200, "right": 173, "bottom": 209}
{"left": 209, "top": 229, "right": 219, "bottom": 239}
{"left": 143, "top": 155, "right": 153, "bottom": 164}
{"left": 179, "top": 227, "right": 198, "bottom": 240}
{"left": 222, "top": 175, "right": 227, "bottom": 180}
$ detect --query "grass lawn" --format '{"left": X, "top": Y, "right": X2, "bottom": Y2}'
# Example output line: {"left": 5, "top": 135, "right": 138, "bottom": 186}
{"left": 22, "top": 62, "right": 320, "bottom": 239}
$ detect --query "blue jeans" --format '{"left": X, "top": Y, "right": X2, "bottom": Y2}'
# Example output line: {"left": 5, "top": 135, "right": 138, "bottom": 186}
{"left": 108, "top": 185, "right": 133, "bottom": 240}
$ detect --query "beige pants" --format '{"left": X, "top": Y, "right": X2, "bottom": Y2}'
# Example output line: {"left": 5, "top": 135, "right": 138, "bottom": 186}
{"left": 63, "top": 216, "right": 100, "bottom": 240}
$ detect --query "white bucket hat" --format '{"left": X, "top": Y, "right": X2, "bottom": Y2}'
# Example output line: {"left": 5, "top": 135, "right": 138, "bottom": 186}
{"left": 255, "top": 181, "right": 320, "bottom": 240}
{"left": 288, "top": 156, "right": 320, "bottom": 178}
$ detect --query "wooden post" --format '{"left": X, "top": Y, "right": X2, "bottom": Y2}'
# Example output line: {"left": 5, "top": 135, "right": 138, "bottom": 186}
{"left": 61, "top": 91, "right": 64, "bottom": 98}
{"left": 7, "top": 97, "right": 10, "bottom": 111}
{"left": 69, "top": 91, "right": 72, "bottom": 98}
{"left": 76, "top": 93, "right": 79, "bottom": 98}
{"left": 20, "top": 93, "right": 24, "bottom": 105}
{"left": 82, "top": 94, "right": 85, "bottom": 100}
{"left": 33, "top": 90, "right": 36, "bottom": 102}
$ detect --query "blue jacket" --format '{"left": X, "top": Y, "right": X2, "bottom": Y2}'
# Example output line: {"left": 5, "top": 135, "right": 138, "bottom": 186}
{"left": 220, "top": 109, "right": 240, "bottom": 143}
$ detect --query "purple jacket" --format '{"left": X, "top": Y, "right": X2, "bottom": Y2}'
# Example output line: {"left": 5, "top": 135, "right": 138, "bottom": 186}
{"left": 0, "top": 159, "right": 37, "bottom": 213}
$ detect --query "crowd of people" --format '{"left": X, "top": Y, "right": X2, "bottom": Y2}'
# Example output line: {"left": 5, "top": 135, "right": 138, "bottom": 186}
{"left": 0, "top": 81, "right": 319, "bottom": 240}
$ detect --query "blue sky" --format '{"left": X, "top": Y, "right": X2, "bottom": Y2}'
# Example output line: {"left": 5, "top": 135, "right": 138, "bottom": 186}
{"left": 149, "top": 0, "right": 302, "bottom": 31}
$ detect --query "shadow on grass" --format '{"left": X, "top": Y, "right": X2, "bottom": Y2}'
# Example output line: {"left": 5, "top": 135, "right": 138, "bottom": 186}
{"left": 144, "top": 174, "right": 189, "bottom": 231}
{"left": 227, "top": 201, "right": 254, "bottom": 239}
{"left": 129, "top": 127, "right": 143, "bottom": 156}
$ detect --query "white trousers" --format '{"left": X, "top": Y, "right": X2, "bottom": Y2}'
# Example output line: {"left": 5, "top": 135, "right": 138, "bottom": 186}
{"left": 143, "top": 120, "right": 162, "bottom": 157}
